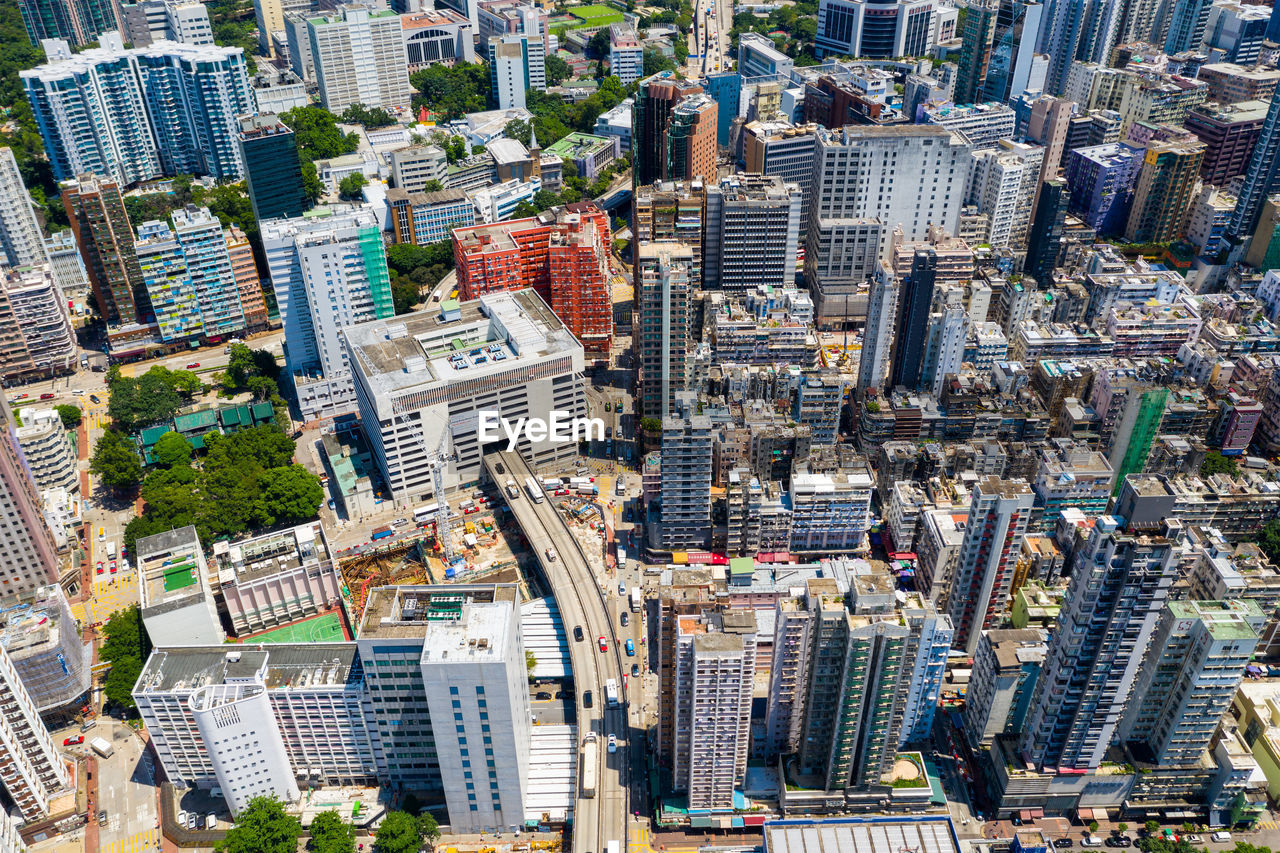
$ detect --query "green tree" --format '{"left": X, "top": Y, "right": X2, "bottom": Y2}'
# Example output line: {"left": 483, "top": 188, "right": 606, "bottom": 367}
{"left": 1118, "top": 824, "right": 1129, "bottom": 835}
{"left": 1145, "top": 821, "right": 1160, "bottom": 836}
{"left": 99, "top": 604, "right": 150, "bottom": 709}
{"left": 91, "top": 429, "right": 143, "bottom": 490}
{"left": 505, "top": 118, "right": 532, "bottom": 147}
{"left": 546, "top": 52, "right": 572, "bottom": 85}
{"left": 341, "top": 103, "right": 396, "bottom": 128}
{"left": 152, "top": 431, "right": 194, "bottom": 468}
{"left": 1088, "top": 821, "right": 1100, "bottom": 834}
{"left": 308, "top": 811, "right": 356, "bottom": 853}
{"left": 262, "top": 466, "right": 325, "bottom": 525}
{"left": 410, "top": 63, "right": 491, "bottom": 120}
{"left": 392, "top": 276, "right": 421, "bottom": 314}
{"left": 644, "top": 48, "right": 678, "bottom": 76}
{"left": 1200, "top": 451, "right": 1240, "bottom": 478}
{"left": 422, "top": 179, "right": 444, "bottom": 192}
{"left": 526, "top": 649, "right": 537, "bottom": 678}
{"left": 54, "top": 404, "right": 82, "bottom": 430}
{"left": 1260, "top": 519, "right": 1280, "bottom": 565}
{"left": 373, "top": 811, "right": 423, "bottom": 853}
{"left": 217, "top": 797, "right": 302, "bottom": 853}
{"left": 587, "top": 28, "right": 610, "bottom": 57}
{"left": 416, "top": 813, "right": 439, "bottom": 847}
{"left": 280, "top": 106, "right": 361, "bottom": 162}
{"left": 339, "top": 172, "right": 368, "bottom": 199}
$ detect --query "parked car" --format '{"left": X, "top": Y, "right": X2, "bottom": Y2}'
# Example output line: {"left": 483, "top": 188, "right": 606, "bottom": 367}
{"left": 1212, "top": 833, "right": 1232, "bottom": 843}
{"left": 534, "top": 692, "right": 552, "bottom": 700}
{"left": 63, "top": 735, "right": 84, "bottom": 745}
{"left": 96, "top": 562, "right": 104, "bottom": 574}
{"left": 1053, "top": 839, "right": 1074, "bottom": 849}
{"left": 89, "top": 394, "right": 100, "bottom": 404}
{"left": 607, "top": 734, "right": 617, "bottom": 753}
{"left": 98, "top": 810, "right": 107, "bottom": 826}
{"left": 1184, "top": 836, "right": 1202, "bottom": 844}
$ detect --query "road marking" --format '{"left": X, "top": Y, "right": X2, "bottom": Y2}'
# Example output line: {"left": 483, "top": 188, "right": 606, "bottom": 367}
{"left": 100, "top": 827, "right": 158, "bottom": 852}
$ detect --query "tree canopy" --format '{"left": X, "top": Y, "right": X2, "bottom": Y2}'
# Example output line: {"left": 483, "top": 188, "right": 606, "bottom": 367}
{"left": 410, "top": 63, "right": 491, "bottom": 121}
{"left": 372, "top": 811, "right": 424, "bottom": 853}
{"left": 307, "top": 811, "right": 356, "bottom": 853}
{"left": 1200, "top": 450, "right": 1240, "bottom": 478}
{"left": 124, "top": 426, "right": 323, "bottom": 554}
{"left": 217, "top": 797, "right": 302, "bottom": 853}
{"left": 339, "top": 172, "right": 368, "bottom": 199}
{"left": 107, "top": 365, "right": 202, "bottom": 431}
{"left": 100, "top": 605, "right": 150, "bottom": 710}
{"left": 386, "top": 241, "right": 455, "bottom": 315}
{"left": 54, "top": 404, "right": 81, "bottom": 430}
{"left": 280, "top": 106, "right": 361, "bottom": 162}
{"left": 546, "top": 53, "right": 572, "bottom": 86}
{"left": 153, "top": 431, "right": 194, "bottom": 468}
{"left": 341, "top": 103, "right": 397, "bottom": 128}
{"left": 91, "top": 429, "right": 143, "bottom": 491}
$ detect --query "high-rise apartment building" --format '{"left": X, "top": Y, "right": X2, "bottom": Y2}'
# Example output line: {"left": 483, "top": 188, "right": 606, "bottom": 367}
{"left": 1120, "top": 599, "right": 1262, "bottom": 767}
{"left": 967, "top": 140, "right": 1044, "bottom": 249}
{"left": 190, "top": 680, "right": 300, "bottom": 815}
{"left": 742, "top": 121, "right": 819, "bottom": 239}
{"left": 0, "top": 148, "right": 48, "bottom": 270}
{"left": 488, "top": 33, "right": 545, "bottom": 109}
{"left": 18, "top": 0, "right": 120, "bottom": 46}
{"left": 1106, "top": 386, "right": 1168, "bottom": 495}
{"left": 634, "top": 73, "right": 713, "bottom": 186}
{"left": 963, "top": 628, "right": 1047, "bottom": 749}
{"left": 1020, "top": 519, "right": 1178, "bottom": 771}
{"left": 0, "top": 643, "right": 70, "bottom": 820}
{"left": 1124, "top": 139, "right": 1205, "bottom": 244}
{"left": 982, "top": 0, "right": 1045, "bottom": 103}
{"left": 888, "top": 248, "right": 938, "bottom": 391}
{"left": 1184, "top": 100, "right": 1268, "bottom": 188}
{"left": 1229, "top": 82, "right": 1280, "bottom": 242}
{"left": 15, "top": 409, "right": 77, "bottom": 493}
{"left": 672, "top": 610, "right": 756, "bottom": 809}
{"left": 237, "top": 115, "right": 310, "bottom": 225}
{"left": 1024, "top": 178, "right": 1069, "bottom": 284}
{"left": 946, "top": 477, "right": 1034, "bottom": 655}
{"left": 0, "top": 585, "right": 89, "bottom": 714}
{"left": 0, "top": 265, "right": 77, "bottom": 382}
{"left": 0, "top": 405, "right": 60, "bottom": 600}
{"left": 608, "top": 24, "right": 643, "bottom": 84}
{"left": 135, "top": 205, "right": 245, "bottom": 343}
{"left": 632, "top": 181, "right": 706, "bottom": 284}
{"left": 309, "top": 5, "right": 412, "bottom": 112}
{"left": 252, "top": 0, "right": 311, "bottom": 55}
{"left": 23, "top": 35, "right": 253, "bottom": 185}
{"left": 858, "top": 264, "right": 898, "bottom": 393}
{"left": 122, "top": 0, "right": 213, "bottom": 46}
{"left": 1039, "top": 0, "right": 1126, "bottom": 95}
{"left": 661, "top": 393, "right": 713, "bottom": 551}
{"left": 262, "top": 207, "right": 393, "bottom": 420}
{"left": 955, "top": 0, "right": 998, "bottom": 106}
{"left": 814, "top": 0, "right": 937, "bottom": 58}
{"left": 452, "top": 204, "right": 613, "bottom": 352}
{"left": 226, "top": 225, "right": 269, "bottom": 332}
{"left": 62, "top": 174, "right": 148, "bottom": 326}
{"left": 635, "top": 242, "right": 693, "bottom": 420}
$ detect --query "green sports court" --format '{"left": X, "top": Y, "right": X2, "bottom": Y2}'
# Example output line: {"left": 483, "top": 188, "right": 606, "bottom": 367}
{"left": 245, "top": 612, "right": 347, "bottom": 644}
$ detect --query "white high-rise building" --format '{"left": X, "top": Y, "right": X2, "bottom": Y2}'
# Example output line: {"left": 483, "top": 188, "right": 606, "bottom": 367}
{"left": 420, "top": 595, "right": 531, "bottom": 833}
{"left": 946, "top": 477, "right": 1034, "bottom": 655}
{"left": 672, "top": 610, "right": 757, "bottom": 810}
{"left": 135, "top": 526, "right": 224, "bottom": 646}
{"left": 0, "top": 264, "right": 77, "bottom": 381}
{"left": 122, "top": 0, "right": 213, "bottom": 46}
{"left": 262, "top": 207, "right": 394, "bottom": 420}
{"left": 814, "top": 0, "right": 938, "bottom": 58}
{"left": 967, "top": 141, "right": 1044, "bottom": 248}
{"left": 22, "top": 34, "right": 254, "bottom": 184}
{"left": 0, "top": 148, "right": 47, "bottom": 270}
{"left": 308, "top": 5, "right": 412, "bottom": 112}
{"left": 1020, "top": 518, "right": 1178, "bottom": 771}
{"left": 344, "top": 290, "right": 586, "bottom": 504}
{"left": 927, "top": 304, "right": 969, "bottom": 396}
{"left": 0, "top": 404, "right": 60, "bottom": 600}
{"left": 487, "top": 33, "right": 545, "bottom": 110}
{"left": 190, "top": 679, "right": 300, "bottom": 815}
{"left": 1119, "top": 598, "right": 1263, "bottom": 767}
{"left": 608, "top": 24, "right": 643, "bottom": 85}
{"left": 857, "top": 263, "right": 898, "bottom": 392}
{"left": 0, "top": 642, "right": 69, "bottom": 821}
{"left": 15, "top": 409, "right": 76, "bottom": 492}
{"left": 43, "top": 231, "right": 86, "bottom": 302}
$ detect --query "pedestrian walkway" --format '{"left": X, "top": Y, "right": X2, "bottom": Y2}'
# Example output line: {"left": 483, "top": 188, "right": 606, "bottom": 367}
{"left": 100, "top": 827, "right": 159, "bottom": 853}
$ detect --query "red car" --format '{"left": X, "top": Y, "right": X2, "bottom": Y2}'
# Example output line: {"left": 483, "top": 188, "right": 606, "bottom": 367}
{"left": 95, "top": 562, "right": 104, "bottom": 575}
{"left": 109, "top": 561, "right": 117, "bottom": 574}
{"left": 63, "top": 735, "right": 83, "bottom": 746}
{"left": 464, "top": 506, "right": 479, "bottom": 514}
{"left": 13, "top": 393, "right": 26, "bottom": 400}
{"left": 598, "top": 637, "right": 608, "bottom": 652}
{"left": 554, "top": 489, "right": 568, "bottom": 496}
{"left": 186, "top": 362, "right": 200, "bottom": 369}
{"left": 40, "top": 393, "right": 55, "bottom": 400}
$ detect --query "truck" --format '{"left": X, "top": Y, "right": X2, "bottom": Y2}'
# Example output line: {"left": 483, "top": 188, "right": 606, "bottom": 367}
{"left": 506, "top": 478, "right": 521, "bottom": 499}
{"left": 630, "top": 587, "right": 641, "bottom": 613}
{"left": 524, "top": 476, "right": 545, "bottom": 503}
{"left": 90, "top": 737, "right": 114, "bottom": 758}
{"left": 580, "top": 734, "right": 598, "bottom": 798}
{"left": 616, "top": 546, "right": 627, "bottom": 572}
{"left": 371, "top": 526, "right": 393, "bottom": 541}
{"left": 576, "top": 484, "right": 599, "bottom": 496}
{"left": 604, "top": 678, "right": 620, "bottom": 708}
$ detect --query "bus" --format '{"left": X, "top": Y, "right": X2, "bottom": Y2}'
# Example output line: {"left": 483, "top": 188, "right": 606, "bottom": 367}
{"left": 580, "top": 734, "right": 598, "bottom": 798}
{"left": 524, "top": 476, "right": 545, "bottom": 503}
{"left": 604, "top": 678, "right": 620, "bottom": 707}
{"left": 414, "top": 503, "right": 440, "bottom": 523}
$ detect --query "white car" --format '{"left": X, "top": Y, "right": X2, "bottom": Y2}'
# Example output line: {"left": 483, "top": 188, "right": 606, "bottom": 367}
{"left": 546, "top": 547, "right": 558, "bottom": 562}
{"left": 607, "top": 734, "right": 617, "bottom": 753}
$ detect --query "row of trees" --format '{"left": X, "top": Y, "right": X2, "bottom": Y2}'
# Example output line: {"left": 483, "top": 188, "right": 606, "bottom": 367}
{"left": 217, "top": 797, "right": 439, "bottom": 853}
{"left": 106, "top": 365, "right": 204, "bottom": 432}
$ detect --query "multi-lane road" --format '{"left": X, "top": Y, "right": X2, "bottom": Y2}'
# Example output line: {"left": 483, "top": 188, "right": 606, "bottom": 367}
{"left": 687, "top": 0, "right": 733, "bottom": 76}
{"left": 485, "top": 449, "right": 636, "bottom": 853}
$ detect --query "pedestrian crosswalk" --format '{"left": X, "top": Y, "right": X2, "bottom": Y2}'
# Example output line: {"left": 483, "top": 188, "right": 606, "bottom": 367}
{"left": 1257, "top": 821, "right": 1277, "bottom": 830}
{"left": 630, "top": 826, "right": 650, "bottom": 850}
{"left": 100, "top": 828, "right": 158, "bottom": 853}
